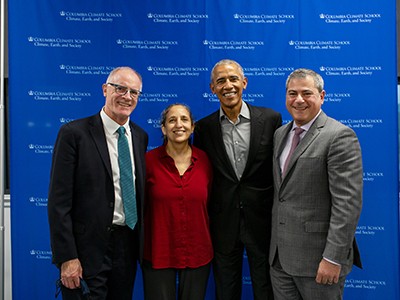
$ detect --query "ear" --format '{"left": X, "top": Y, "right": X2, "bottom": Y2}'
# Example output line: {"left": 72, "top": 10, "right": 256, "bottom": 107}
{"left": 210, "top": 82, "right": 215, "bottom": 94}
{"left": 320, "top": 90, "right": 326, "bottom": 104}
{"left": 243, "top": 77, "right": 248, "bottom": 90}
{"left": 161, "top": 125, "right": 166, "bottom": 136}
{"left": 102, "top": 84, "right": 108, "bottom": 97}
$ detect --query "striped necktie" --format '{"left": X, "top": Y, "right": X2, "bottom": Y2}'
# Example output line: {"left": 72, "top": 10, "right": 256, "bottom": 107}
{"left": 282, "top": 127, "right": 305, "bottom": 176}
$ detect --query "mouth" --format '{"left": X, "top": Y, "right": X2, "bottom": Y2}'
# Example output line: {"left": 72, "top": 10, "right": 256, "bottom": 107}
{"left": 292, "top": 106, "right": 308, "bottom": 111}
{"left": 223, "top": 92, "right": 236, "bottom": 97}
{"left": 118, "top": 101, "right": 132, "bottom": 107}
{"left": 173, "top": 130, "right": 185, "bottom": 135}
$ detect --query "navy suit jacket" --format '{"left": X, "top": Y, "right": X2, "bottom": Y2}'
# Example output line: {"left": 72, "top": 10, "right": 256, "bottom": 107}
{"left": 194, "top": 103, "right": 281, "bottom": 253}
{"left": 48, "top": 113, "right": 148, "bottom": 277}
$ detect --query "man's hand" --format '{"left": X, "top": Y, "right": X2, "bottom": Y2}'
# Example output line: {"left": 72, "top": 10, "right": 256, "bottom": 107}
{"left": 315, "top": 258, "right": 341, "bottom": 285}
{"left": 60, "top": 258, "right": 83, "bottom": 289}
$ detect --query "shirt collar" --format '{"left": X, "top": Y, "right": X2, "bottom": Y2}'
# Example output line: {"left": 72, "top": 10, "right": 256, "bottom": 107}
{"left": 291, "top": 109, "right": 322, "bottom": 132}
{"left": 159, "top": 144, "right": 198, "bottom": 162}
{"left": 100, "top": 107, "right": 130, "bottom": 135}
{"left": 219, "top": 101, "right": 250, "bottom": 122}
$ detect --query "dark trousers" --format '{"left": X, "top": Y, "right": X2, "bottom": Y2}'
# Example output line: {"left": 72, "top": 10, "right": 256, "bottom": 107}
{"left": 61, "top": 225, "right": 138, "bottom": 300}
{"left": 213, "top": 217, "right": 273, "bottom": 300}
{"left": 142, "top": 260, "right": 211, "bottom": 300}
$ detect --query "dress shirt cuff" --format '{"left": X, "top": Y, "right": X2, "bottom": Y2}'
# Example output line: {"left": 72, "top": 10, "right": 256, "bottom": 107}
{"left": 323, "top": 257, "right": 341, "bottom": 266}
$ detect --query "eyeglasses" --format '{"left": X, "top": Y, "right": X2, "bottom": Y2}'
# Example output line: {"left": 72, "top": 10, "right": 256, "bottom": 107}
{"left": 107, "top": 82, "right": 142, "bottom": 99}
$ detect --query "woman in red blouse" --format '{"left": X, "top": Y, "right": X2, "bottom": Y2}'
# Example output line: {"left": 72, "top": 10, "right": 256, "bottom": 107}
{"left": 143, "top": 103, "right": 213, "bottom": 300}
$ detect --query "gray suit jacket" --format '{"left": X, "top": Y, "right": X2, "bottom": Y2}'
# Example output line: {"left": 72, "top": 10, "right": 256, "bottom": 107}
{"left": 269, "top": 111, "right": 363, "bottom": 277}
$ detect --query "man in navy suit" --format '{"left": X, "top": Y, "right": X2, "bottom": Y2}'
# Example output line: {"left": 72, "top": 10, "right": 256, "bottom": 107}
{"left": 48, "top": 66, "right": 148, "bottom": 299}
{"left": 194, "top": 59, "right": 281, "bottom": 300}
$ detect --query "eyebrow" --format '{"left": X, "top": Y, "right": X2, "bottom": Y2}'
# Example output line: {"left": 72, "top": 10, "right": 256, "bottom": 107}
{"left": 287, "top": 88, "right": 313, "bottom": 92}
{"left": 216, "top": 75, "right": 239, "bottom": 81}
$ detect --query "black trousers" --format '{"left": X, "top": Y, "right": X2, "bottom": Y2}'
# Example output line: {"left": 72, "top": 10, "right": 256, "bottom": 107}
{"left": 213, "top": 216, "right": 274, "bottom": 300}
{"left": 61, "top": 225, "right": 138, "bottom": 300}
{"left": 142, "top": 260, "right": 211, "bottom": 300}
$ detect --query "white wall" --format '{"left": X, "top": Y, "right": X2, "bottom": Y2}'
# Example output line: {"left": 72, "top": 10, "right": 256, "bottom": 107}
{"left": 4, "top": 195, "right": 11, "bottom": 300}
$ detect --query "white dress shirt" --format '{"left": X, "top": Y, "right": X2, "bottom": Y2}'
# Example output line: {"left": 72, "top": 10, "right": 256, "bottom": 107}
{"left": 100, "top": 108, "right": 136, "bottom": 226}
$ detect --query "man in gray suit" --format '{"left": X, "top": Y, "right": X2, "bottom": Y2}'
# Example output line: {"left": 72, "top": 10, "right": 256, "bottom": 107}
{"left": 269, "top": 68, "right": 363, "bottom": 300}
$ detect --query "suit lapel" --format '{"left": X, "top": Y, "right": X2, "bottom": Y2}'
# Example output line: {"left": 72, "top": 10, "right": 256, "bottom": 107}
{"left": 275, "top": 122, "right": 293, "bottom": 186}
{"left": 208, "top": 111, "right": 238, "bottom": 181}
{"left": 242, "top": 105, "right": 262, "bottom": 177}
{"left": 129, "top": 122, "right": 143, "bottom": 179}
{"left": 89, "top": 114, "right": 113, "bottom": 179}
{"left": 282, "top": 112, "right": 328, "bottom": 183}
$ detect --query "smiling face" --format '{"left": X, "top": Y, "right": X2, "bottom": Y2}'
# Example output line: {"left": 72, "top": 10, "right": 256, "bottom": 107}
{"left": 210, "top": 62, "right": 248, "bottom": 113}
{"left": 286, "top": 75, "right": 325, "bottom": 126}
{"left": 102, "top": 68, "right": 142, "bottom": 125}
{"left": 161, "top": 104, "right": 194, "bottom": 145}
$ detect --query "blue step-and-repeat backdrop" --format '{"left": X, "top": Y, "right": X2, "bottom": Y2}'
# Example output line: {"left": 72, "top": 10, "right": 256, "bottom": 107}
{"left": 8, "top": 1, "right": 399, "bottom": 299}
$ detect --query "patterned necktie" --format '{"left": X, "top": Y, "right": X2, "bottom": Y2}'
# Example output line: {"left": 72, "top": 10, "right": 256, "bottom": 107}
{"left": 282, "top": 127, "right": 305, "bottom": 176}
{"left": 117, "top": 126, "right": 137, "bottom": 229}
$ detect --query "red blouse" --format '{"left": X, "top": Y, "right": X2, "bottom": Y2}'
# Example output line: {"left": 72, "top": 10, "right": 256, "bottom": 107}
{"left": 144, "top": 145, "right": 213, "bottom": 269}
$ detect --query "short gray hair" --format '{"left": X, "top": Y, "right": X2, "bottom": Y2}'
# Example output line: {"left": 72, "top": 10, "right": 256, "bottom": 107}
{"left": 106, "top": 66, "right": 142, "bottom": 85}
{"left": 286, "top": 68, "right": 324, "bottom": 92}
{"left": 210, "top": 59, "right": 245, "bottom": 82}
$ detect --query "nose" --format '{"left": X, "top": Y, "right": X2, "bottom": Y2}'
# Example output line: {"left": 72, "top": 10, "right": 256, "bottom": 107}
{"left": 223, "top": 79, "right": 234, "bottom": 89}
{"left": 175, "top": 118, "right": 183, "bottom": 127}
{"left": 294, "top": 94, "right": 305, "bottom": 102}
{"left": 121, "top": 91, "right": 131, "bottom": 100}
